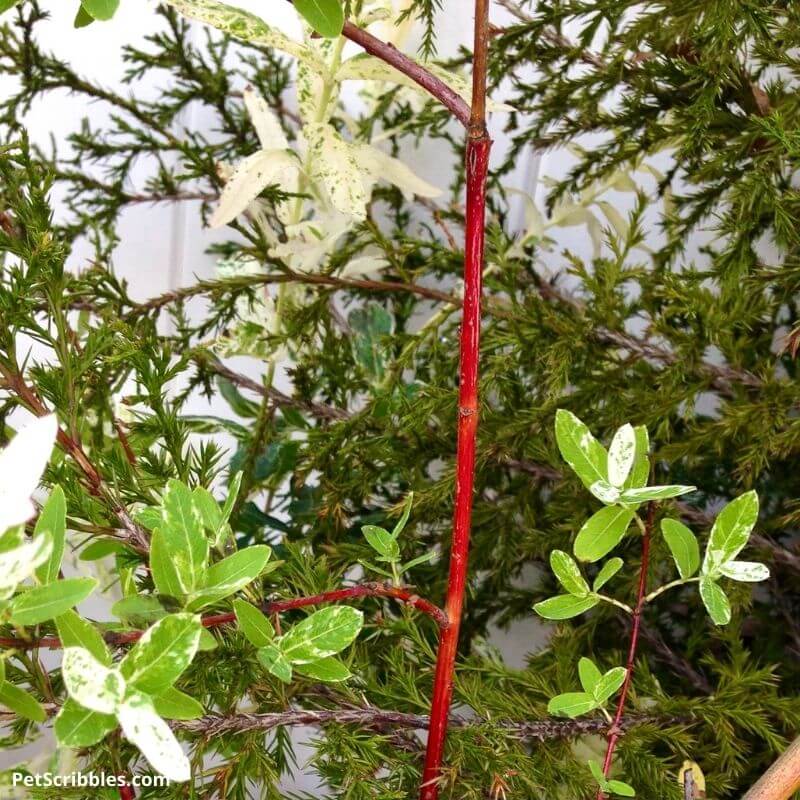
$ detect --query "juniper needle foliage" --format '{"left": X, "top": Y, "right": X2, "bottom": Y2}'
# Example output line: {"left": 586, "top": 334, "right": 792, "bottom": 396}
{"left": 0, "top": 1, "right": 798, "bottom": 798}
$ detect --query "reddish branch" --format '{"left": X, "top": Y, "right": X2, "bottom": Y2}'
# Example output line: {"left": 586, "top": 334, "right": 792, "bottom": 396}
{"left": 0, "top": 582, "right": 447, "bottom": 650}
{"left": 597, "top": 503, "right": 655, "bottom": 798}
{"left": 420, "top": 2, "right": 492, "bottom": 798}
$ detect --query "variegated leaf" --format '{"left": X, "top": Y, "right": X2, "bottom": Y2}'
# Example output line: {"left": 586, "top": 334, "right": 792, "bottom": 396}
{"left": 62, "top": 647, "right": 125, "bottom": 714}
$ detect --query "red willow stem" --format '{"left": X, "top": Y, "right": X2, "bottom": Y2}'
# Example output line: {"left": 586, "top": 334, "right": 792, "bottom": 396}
{"left": 420, "top": 2, "right": 492, "bottom": 798}
{"left": 0, "top": 583, "right": 447, "bottom": 650}
{"left": 118, "top": 784, "right": 135, "bottom": 800}
{"left": 597, "top": 503, "right": 655, "bottom": 799}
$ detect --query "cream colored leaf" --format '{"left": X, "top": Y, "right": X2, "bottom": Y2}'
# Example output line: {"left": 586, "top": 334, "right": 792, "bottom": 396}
{"left": 305, "top": 123, "right": 368, "bottom": 219}
{"left": 0, "top": 534, "right": 52, "bottom": 598}
{"left": 243, "top": 87, "right": 288, "bottom": 151}
{"left": 356, "top": 144, "right": 441, "bottom": 199}
{"left": 211, "top": 149, "right": 299, "bottom": 228}
{"left": 0, "top": 414, "right": 58, "bottom": 533}
{"left": 118, "top": 693, "right": 191, "bottom": 783}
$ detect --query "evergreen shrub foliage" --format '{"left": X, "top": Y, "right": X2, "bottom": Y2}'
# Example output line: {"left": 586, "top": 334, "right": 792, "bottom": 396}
{"left": 0, "top": 0, "right": 798, "bottom": 797}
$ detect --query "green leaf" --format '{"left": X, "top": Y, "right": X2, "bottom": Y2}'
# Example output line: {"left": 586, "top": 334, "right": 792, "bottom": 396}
{"left": 608, "top": 423, "right": 636, "bottom": 487}
{"left": 703, "top": 491, "right": 759, "bottom": 575}
{"left": 218, "top": 377, "right": 260, "bottom": 417}
{"left": 402, "top": 551, "right": 437, "bottom": 572}
{"left": 197, "top": 627, "right": 218, "bottom": 651}
{"left": 54, "top": 698, "right": 115, "bottom": 745}
{"left": 294, "top": 0, "right": 344, "bottom": 37}
{"left": 619, "top": 485, "right": 695, "bottom": 503}
{"left": 550, "top": 550, "right": 589, "bottom": 596}
{"left": 80, "top": 0, "right": 120, "bottom": 20}
{"left": 699, "top": 578, "right": 731, "bottom": 625}
{"left": 623, "top": 426, "right": 650, "bottom": 489}
{"left": 554, "top": 409, "right": 608, "bottom": 490}
{"left": 221, "top": 472, "right": 243, "bottom": 526}
{"left": 588, "top": 760, "right": 606, "bottom": 785}
{"left": 719, "top": 560, "right": 770, "bottom": 582}
{"left": 75, "top": 5, "right": 95, "bottom": 27}
{"left": 160, "top": 479, "right": 208, "bottom": 593}
{"left": 55, "top": 610, "right": 110, "bottom": 666}
{"left": 547, "top": 691, "right": 597, "bottom": 717}
{"left": 349, "top": 304, "right": 394, "bottom": 380}
{"left": 234, "top": 599, "right": 274, "bottom": 647}
{"left": 0, "top": 0, "right": 22, "bottom": 14}
{"left": 9, "top": 578, "right": 97, "bottom": 626}
{"left": 79, "top": 538, "right": 126, "bottom": 561}
{"left": 258, "top": 644, "right": 292, "bottom": 683}
{"left": 280, "top": 606, "right": 363, "bottom": 664}
{"left": 192, "top": 486, "right": 223, "bottom": 532}
{"left": 362, "top": 525, "right": 400, "bottom": 561}
{"left": 391, "top": 492, "right": 414, "bottom": 537}
{"left": 661, "top": 519, "right": 700, "bottom": 579}
{"left": 578, "top": 657, "right": 602, "bottom": 693}
{"left": 294, "top": 657, "right": 351, "bottom": 682}
{"left": 152, "top": 687, "right": 205, "bottom": 720}
{"left": 120, "top": 614, "right": 202, "bottom": 695}
{"left": 0, "top": 682, "right": 46, "bottom": 722}
{"left": 593, "top": 558, "right": 623, "bottom": 591}
{"left": 593, "top": 667, "right": 627, "bottom": 703}
{"left": 133, "top": 506, "right": 162, "bottom": 530}
{"left": 34, "top": 486, "right": 66, "bottom": 584}
{"left": 150, "top": 528, "right": 186, "bottom": 599}
{"left": 112, "top": 595, "right": 167, "bottom": 624}
{"left": 574, "top": 507, "right": 635, "bottom": 562}
{"left": 186, "top": 545, "right": 271, "bottom": 611}
{"left": 606, "top": 780, "right": 636, "bottom": 797}
{"left": 534, "top": 594, "right": 599, "bottom": 620}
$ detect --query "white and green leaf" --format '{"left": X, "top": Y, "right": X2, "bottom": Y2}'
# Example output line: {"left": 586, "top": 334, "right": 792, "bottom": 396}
{"left": 554, "top": 409, "right": 608, "bottom": 490}
{"left": 62, "top": 647, "right": 125, "bottom": 714}
{"left": 550, "top": 550, "right": 590, "bottom": 596}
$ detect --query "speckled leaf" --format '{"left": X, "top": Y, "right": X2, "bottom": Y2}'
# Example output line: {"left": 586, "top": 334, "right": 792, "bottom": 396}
{"left": 258, "top": 643, "right": 292, "bottom": 682}
{"left": 0, "top": 535, "right": 51, "bottom": 598}
{"left": 186, "top": 545, "right": 271, "bottom": 611}
{"left": 306, "top": 123, "right": 368, "bottom": 219}
{"left": 619, "top": 485, "right": 695, "bottom": 504}
{"left": 120, "top": 614, "right": 202, "bottom": 695}
{"left": 703, "top": 491, "right": 759, "bottom": 576}
{"left": 160, "top": 480, "right": 208, "bottom": 593}
{"left": 62, "top": 647, "right": 125, "bottom": 714}
{"left": 162, "top": 0, "right": 314, "bottom": 62}
{"left": 554, "top": 409, "right": 608, "bottom": 490}
{"left": 210, "top": 149, "right": 299, "bottom": 228}
{"left": 54, "top": 698, "right": 116, "bottom": 746}
{"left": 699, "top": 578, "right": 731, "bottom": 625}
{"left": 118, "top": 693, "right": 191, "bottom": 782}
{"left": 608, "top": 424, "right": 636, "bottom": 487}
{"left": 550, "top": 550, "right": 589, "bottom": 596}
{"left": 279, "top": 606, "right": 363, "bottom": 664}
{"left": 356, "top": 144, "right": 441, "bottom": 200}
{"left": 719, "top": 560, "right": 769, "bottom": 582}
{"left": 623, "top": 425, "right": 650, "bottom": 489}
{"left": 593, "top": 667, "right": 627, "bottom": 703}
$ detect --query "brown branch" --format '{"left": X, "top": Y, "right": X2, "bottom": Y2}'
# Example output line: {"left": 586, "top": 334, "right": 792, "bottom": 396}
{"left": 173, "top": 708, "right": 678, "bottom": 739}
{"left": 0, "top": 582, "right": 448, "bottom": 650}
{"left": 597, "top": 503, "right": 655, "bottom": 799}
{"left": 340, "top": 22, "right": 471, "bottom": 128}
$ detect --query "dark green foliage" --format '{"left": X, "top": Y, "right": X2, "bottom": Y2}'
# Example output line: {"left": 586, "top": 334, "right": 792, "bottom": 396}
{"left": 0, "top": 1, "right": 799, "bottom": 797}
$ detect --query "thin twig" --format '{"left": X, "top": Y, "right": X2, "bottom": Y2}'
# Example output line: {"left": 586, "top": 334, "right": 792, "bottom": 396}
{"left": 0, "top": 582, "right": 448, "bottom": 650}
{"left": 597, "top": 503, "right": 655, "bottom": 798}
